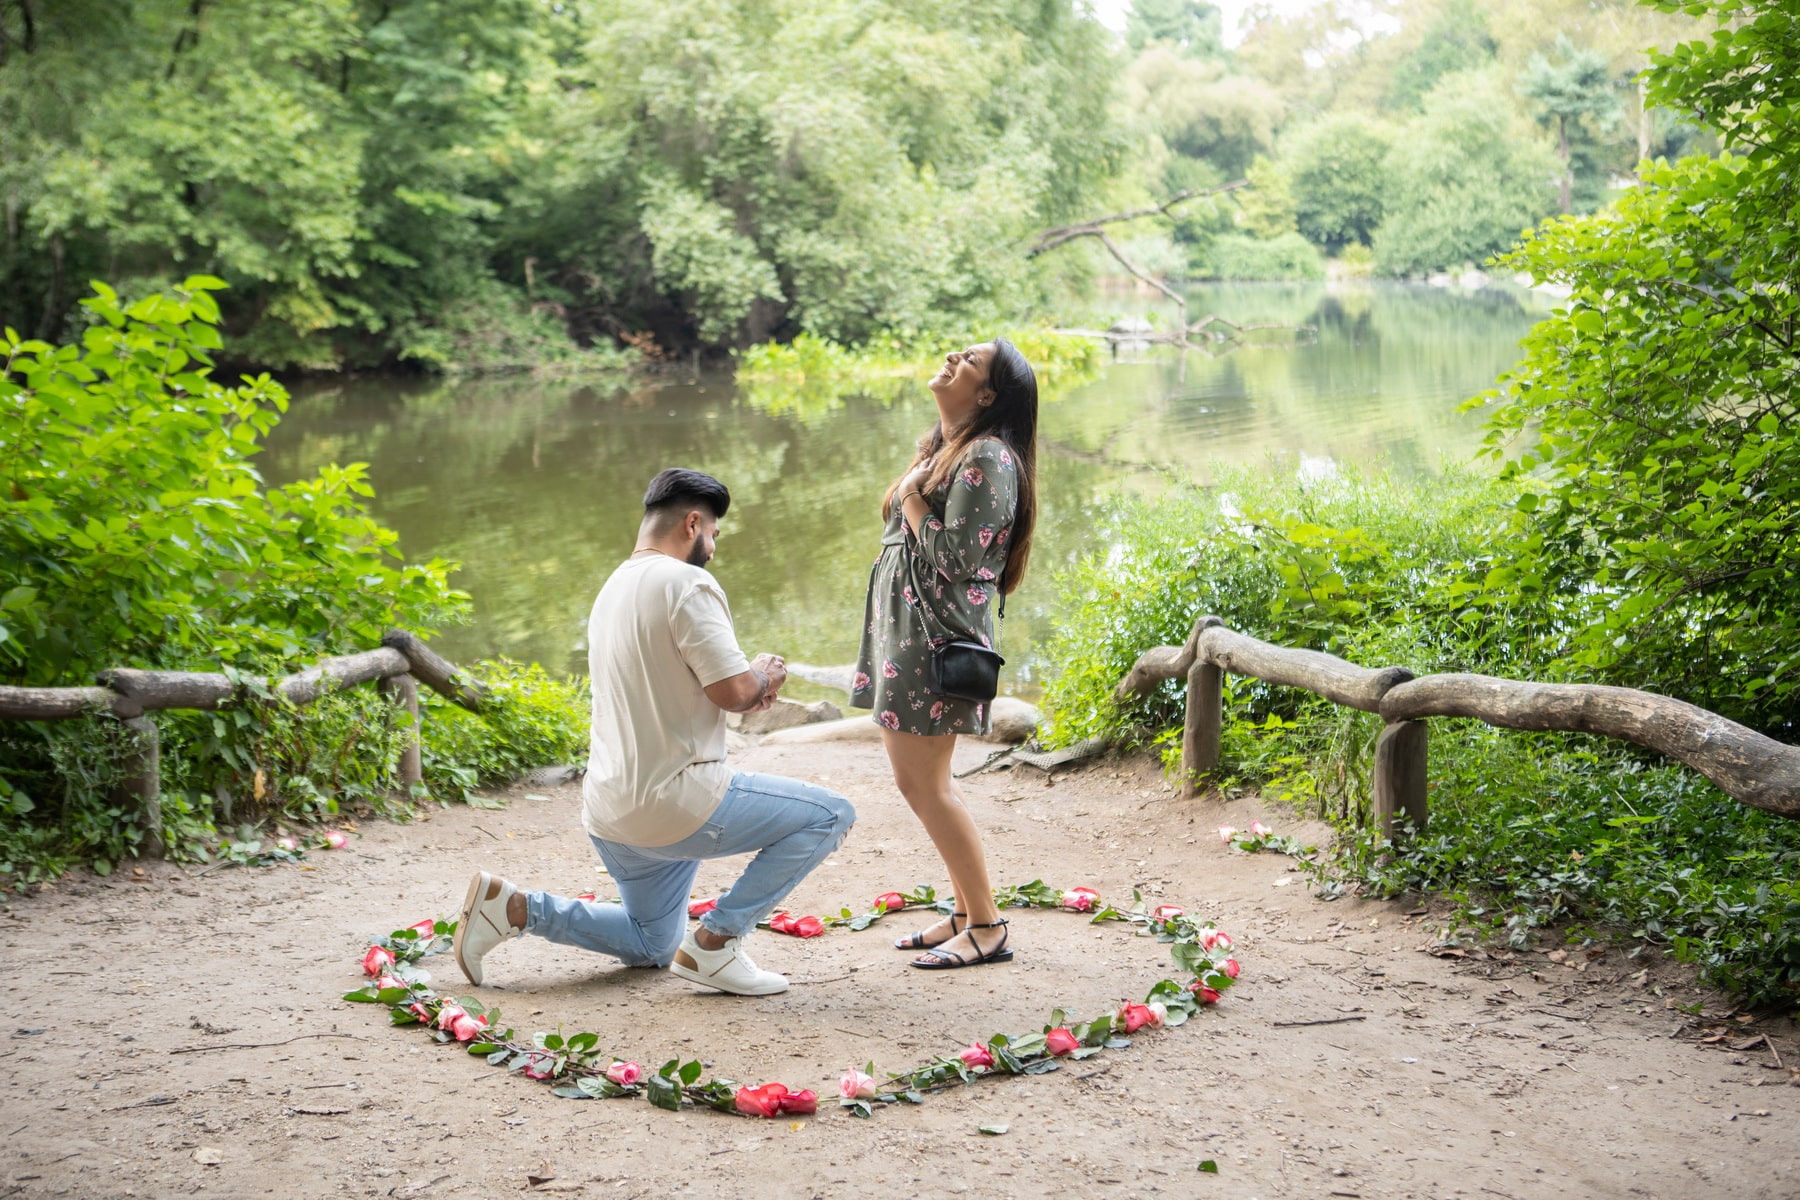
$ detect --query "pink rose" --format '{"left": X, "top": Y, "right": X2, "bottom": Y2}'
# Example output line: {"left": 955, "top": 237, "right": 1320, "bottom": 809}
{"left": 959, "top": 1043, "right": 994, "bottom": 1069}
{"left": 840, "top": 1068, "right": 877, "bottom": 1100}
{"left": 780, "top": 1088, "right": 818, "bottom": 1115}
{"left": 605, "top": 1060, "right": 642, "bottom": 1087}
{"left": 361, "top": 945, "right": 395, "bottom": 977}
{"left": 1061, "top": 886, "right": 1099, "bottom": 912}
{"left": 1201, "top": 930, "right": 1234, "bottom": 952}
{"left": 995, "top": 528, "right": 1008, "bottom": 545}
{"left": 687, "top": 897, "right": 718, "bottom": 918}
{"left": 977, "top": 526, "right": 995, "bottom": 548}
{"left": 929, "top": 700, "right": 945, "bottom": 720}
{"left": 974, "top": 566, "right": 995, "bottom": 580}
{"left": 873, "top": 892, "right": 906, "bottom": 913}
{"left": 1151, "top": 904, "right": 1185, "bottom": 921}
{"left": 1044, "top": 1027, "right": 1080, "bottom": 1056}
{"left": 879, "top": 711, "right": 900, "bottom": 730}
{"left": 407, "top": 919, "right": 436, "bottom": 939}
{"left": 435, "top": 1003, "right": 467, "bottom": 1031}
{"left": 407, "top": 1001, "right": 433, "bottom": 1023}
{"left": 521, "top": 1051, "right": 557, "bottom": 1080}
{"left": 735, "top": 1083, "right": 787, "bottom": 1118}
{"left": 1147, "top": 1001, "right": 1168, "bottom": 1027}
{"left": 852, "top": 671, "right": 871, "bottom": 692}
{"left": 1116, "top": 1003, "right": 1156, "bottom": 1034}
{"left": 1221, "top": 957, "right": 1241, "bottom": 979}
{"left": 1250, "top": 820, "right": 1272, "bottom": 837}
{"left": 274, "top": 836, "right": 298, "bottom": 852}
{"left": 1217, "top": 825, "right": 1237, "bottom": 844}
{"left": 1191, "top": 981, "right": 1222, "bottom": 1004}
{"left": 925, "top": 516, "right": 943, "bottom": 531}
{"left": 902, "top": 584, "right": 917, "bottom": 606}
{"left": 322, "top": 830, "right": 349, "bottom": 849}
{"left": 449, "top": 1012, "right": 487, "bottom": 1042}
{"left": 967, "top": 585, "right": 987, "bottom": 605}
{"left": 961, "top": 467, "right": 985, "bottom": 488}
{"left": 999, "top": 449, "right": 1012, "bottom": 467}
{"left": 882, "top": 660, "right": 899, "bottom": 679}
{"left": 374, "top": 973, "right": 408, "bottom": 992}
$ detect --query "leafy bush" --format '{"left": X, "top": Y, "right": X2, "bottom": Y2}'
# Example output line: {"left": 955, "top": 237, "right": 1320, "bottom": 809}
{"left": 1202, "top": 232, "right": 1325, "bottom": 282}
{"left": 1284, "top": 113, "right": 1393, "bottom": 253}
{"left": 1372, "top": 70, "right": 1559, "bottom": 276}
{"left": 0, "top": 279, "right": 467, "bottom": 686}
{"left": 0, "top": 280, "right": 586, "bottom": 882}
{"left": 1471, "top": 0, "right": 1800, "bottom": 736}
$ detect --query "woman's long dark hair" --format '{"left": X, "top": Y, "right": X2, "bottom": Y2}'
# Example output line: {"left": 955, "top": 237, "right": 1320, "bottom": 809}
{"left": 882, "top": 337, "right": 1038, "bottom": 594}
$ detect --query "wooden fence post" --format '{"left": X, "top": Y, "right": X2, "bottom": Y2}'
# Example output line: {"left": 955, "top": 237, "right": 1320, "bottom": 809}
{"left": 1372, "top": 719, "right": 1429, "bottom": 840}
{"left": 378, "top": 672, "right": 423, "bottom": 793}
{"left": 114, "top": 715, "right": 163, "bottom": 859}
{"left": 1181, "top": 660, "right": 1223, "bottom": 797}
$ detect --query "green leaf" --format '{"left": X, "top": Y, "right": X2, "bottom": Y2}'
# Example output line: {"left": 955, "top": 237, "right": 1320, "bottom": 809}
{"left": 1199, "top": 1159, "right": 1219, "bottom": 1173}
{"left": 978, "top": 1124, "right": 1009, "bottom": 1136}
{"left": 645, "top": 1073, "right": 682, "bottom": 1112}
{"left": 678, "top": 1059, "right": 704, "bottom": 1086}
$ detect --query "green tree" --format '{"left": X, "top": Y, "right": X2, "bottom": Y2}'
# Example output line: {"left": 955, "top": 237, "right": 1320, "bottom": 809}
{"left": 1284, "top": 113, "right": 1393, "bottom": 252}
{"left": 1519, "top": 34, "right": 1623, "bottom": 213}
{"left": 1372, "top": 70, "right": 1558, "bottom": 275}
{"left": 1385, "top": 0, "right": 1498, "bottom": 110}
{"left": 1126, "top": 0, "right": 1227, "bottom": 60}
{"left": 1478, "top": 0, "right": 1800, "bottom": 732}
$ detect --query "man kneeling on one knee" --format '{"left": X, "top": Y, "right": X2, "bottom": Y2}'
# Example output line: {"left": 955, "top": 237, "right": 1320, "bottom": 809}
{"left": 453, "top": 467, "right": 856, "bottom": 996}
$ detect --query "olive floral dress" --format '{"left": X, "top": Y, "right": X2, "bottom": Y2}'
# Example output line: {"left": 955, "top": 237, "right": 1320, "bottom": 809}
{"left": 852, "top": 436, "right": 1018, "bottom": 736}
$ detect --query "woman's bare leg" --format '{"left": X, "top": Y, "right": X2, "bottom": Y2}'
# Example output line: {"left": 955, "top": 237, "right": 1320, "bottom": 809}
{"left": 881, "top": 728, "right": 1007, "bottom": 961}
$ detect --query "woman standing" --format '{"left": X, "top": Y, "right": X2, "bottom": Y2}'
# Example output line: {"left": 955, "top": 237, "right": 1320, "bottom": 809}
{"left": 852, "top": 338, "right": 1038, "bottom": 969}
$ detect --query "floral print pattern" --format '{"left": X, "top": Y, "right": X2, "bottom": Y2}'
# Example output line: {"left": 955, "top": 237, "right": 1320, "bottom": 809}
{"left": 852, "top": 437, "right": 1018, "bottom": 736}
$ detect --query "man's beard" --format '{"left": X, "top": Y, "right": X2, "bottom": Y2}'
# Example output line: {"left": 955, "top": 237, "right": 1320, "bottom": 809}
{"left": 685, "top": 535, "right": 711, "bottom": 567}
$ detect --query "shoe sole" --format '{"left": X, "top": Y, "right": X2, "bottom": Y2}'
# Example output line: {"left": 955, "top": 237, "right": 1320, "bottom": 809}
{"left": 669, "top": 956, "right": 789, "bottom": 997}
{"left": 452, "top": 870, "right": 490, "bottom": 986}
{"left": 910, "top": 947, "right": 1015, "bottom": 970}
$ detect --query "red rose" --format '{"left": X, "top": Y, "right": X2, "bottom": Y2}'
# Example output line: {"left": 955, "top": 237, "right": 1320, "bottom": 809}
{"left": 407, "top": 1001, "right": 432, "bottom": 1023}
{"left": 448, "top": 1012, "right": 487, "bottom": 1042}
{"left": 1189, "top": 980, "right": 1223, "bottom": 1004}
{"left": 374, "top": 973, "right": 408, "bottom": 992}
{"left": 873, "top": 892, "right": 906, "bottom": 913}
{"left": 769, "top": 912, "right": 824, "bottom": 938}
{"left": 406, "top": 919, "right": 436, "bottom": 939}
{"left": 1116, "top": 1003, "right": 1156, "bottom": 1033}
{"left": 958, "top": 1043, "right": 994, "bottom": 1068}
{"left": 1060, "top": 886, "right": 1100, "bottom": 912}
{"left": 1151, "top": 904, "right": 1185, "bottom": 921}
{"left": 1222, "top": 957, "right": 1240, "bottom": 979}
{"left": 361, "top": 945, "right": 395, "bottom": 977}
{"left": 576, "top": 892, "right": 599, "bottom": 902}
{"left": 1045, "top": 1027, "right": 1080, "bottom": 1056}
{"left": 687, "top": 897, "right": 718, "bottom": 918}
{"left": 779, "top": 1088, "right": 818, "bottom": 1115}
{"left": 735, "top": 1082, "right": 788, "bottom": 1118}
{"left": 521, "top": 1051, "right": 556, "bottom": 1080}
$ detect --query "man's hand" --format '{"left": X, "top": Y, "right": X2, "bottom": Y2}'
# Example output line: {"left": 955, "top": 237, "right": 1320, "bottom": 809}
{"left": 703, "top": 654, "right": 787, "bottom": 713}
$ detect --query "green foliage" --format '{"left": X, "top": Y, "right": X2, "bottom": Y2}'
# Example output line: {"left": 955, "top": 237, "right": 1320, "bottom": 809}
{"left": 1373, "top": 70, "right": 1560, "bottom": 275}
{"left": 1284, "top": 113, "right": 1393, "bottom": 253}
{"left": 1474, "top": 0, "right": 1800, "bottom": 733}
{"left": 1385, "top": 0, "right": 1498, "bottom": 112}
{"left": 420, "top": 661, "right": 590, "bottom": 804}
{"left": 1202, "top": 232, "right": 1325, "bottom": 282}
{"left": 1339, "top": 736, "right": 1800, "bottom": 1007}
{"left": 736, "top": 328, "right": 1103, "bottom": 421}
{"left": 1126, "top": 0, "right": 1227, "bottom": 60}
{"left": 0, "top": 280, "right": 467, "bottom": 685}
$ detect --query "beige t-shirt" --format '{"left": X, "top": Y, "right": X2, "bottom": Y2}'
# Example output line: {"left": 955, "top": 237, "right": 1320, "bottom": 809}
{"left": 581, "top": 554, "right": 751, "bottom": 847}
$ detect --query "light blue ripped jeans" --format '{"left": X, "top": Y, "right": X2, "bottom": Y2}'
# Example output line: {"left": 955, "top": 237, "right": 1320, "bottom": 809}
{"left": 522, "top": 771, "right": 855, "bottom": 967}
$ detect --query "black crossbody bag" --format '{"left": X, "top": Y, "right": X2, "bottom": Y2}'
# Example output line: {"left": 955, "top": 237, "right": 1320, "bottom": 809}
{"left": 927, "top": 590, "right": 1005, "bottom": 702}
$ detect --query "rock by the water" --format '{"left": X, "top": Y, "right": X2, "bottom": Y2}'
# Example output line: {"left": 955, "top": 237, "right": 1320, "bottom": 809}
{"left": 983, "top": 697, "right": 1041, "bottom": 744}
{"left": 757, "top": 697, "right": 1041, "bottom": 746}
{"left": 737, "top": 696, "right": 842, "bottom": 735}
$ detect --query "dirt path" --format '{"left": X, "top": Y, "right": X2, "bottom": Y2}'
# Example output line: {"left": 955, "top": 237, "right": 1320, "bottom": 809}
{"left": 3, "top": 738, "right": 1796, "bottom": 1200}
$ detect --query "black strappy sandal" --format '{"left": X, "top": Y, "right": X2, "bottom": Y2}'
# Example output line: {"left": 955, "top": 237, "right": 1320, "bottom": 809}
{"left": 894, "top": 912, "right": 965, "bottom": 951}
{"left": 909, "top": 918, "right": 1012, "bottom": 970}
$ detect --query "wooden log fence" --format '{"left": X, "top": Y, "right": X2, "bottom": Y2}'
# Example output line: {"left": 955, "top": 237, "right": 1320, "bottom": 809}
{"left": 0, "top": 630, "right": 484, "bottom": 858}
{"left": 1116, "top": 616, "right": 1800, "bottom": 835}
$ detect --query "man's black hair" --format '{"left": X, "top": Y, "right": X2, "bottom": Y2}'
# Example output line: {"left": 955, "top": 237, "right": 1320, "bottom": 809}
{"left": 642, "top": 467, "right": 731, "bottom": 520}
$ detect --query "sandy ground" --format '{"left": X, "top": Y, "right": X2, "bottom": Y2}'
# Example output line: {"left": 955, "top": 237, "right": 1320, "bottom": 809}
{"left": 3, "top": 737, "right": 1798, "bottom": 1200}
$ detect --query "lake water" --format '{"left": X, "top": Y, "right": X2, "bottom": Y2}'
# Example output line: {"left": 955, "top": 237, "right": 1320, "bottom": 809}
{"left": 263, "top": 281, "right": 1547, "bottom": 696}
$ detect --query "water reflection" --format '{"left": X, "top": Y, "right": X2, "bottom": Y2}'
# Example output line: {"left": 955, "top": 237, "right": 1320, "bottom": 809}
{"left": 261, "top": 281, "right": 1545, "bottom": 691}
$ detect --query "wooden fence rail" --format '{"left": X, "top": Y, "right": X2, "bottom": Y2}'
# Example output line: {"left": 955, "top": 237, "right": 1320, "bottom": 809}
{"left": 0, "top": 629, "right": 483, "bottom": 858}
{"left": 1115, "top": 616, "right": 1800, "bottom": 834}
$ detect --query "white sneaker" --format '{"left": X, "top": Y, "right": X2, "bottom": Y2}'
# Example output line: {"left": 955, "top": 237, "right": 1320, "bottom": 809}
{"left": 453, "top": 870, "right": 521, "bottom": 986}
{"left": 669, "top": 931, "right": 788, "bottom": 996}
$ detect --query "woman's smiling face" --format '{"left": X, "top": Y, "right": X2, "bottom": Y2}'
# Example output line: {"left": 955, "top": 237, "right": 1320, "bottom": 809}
{"left": 928, "top": 341, "right": 996, "bottom": 425}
